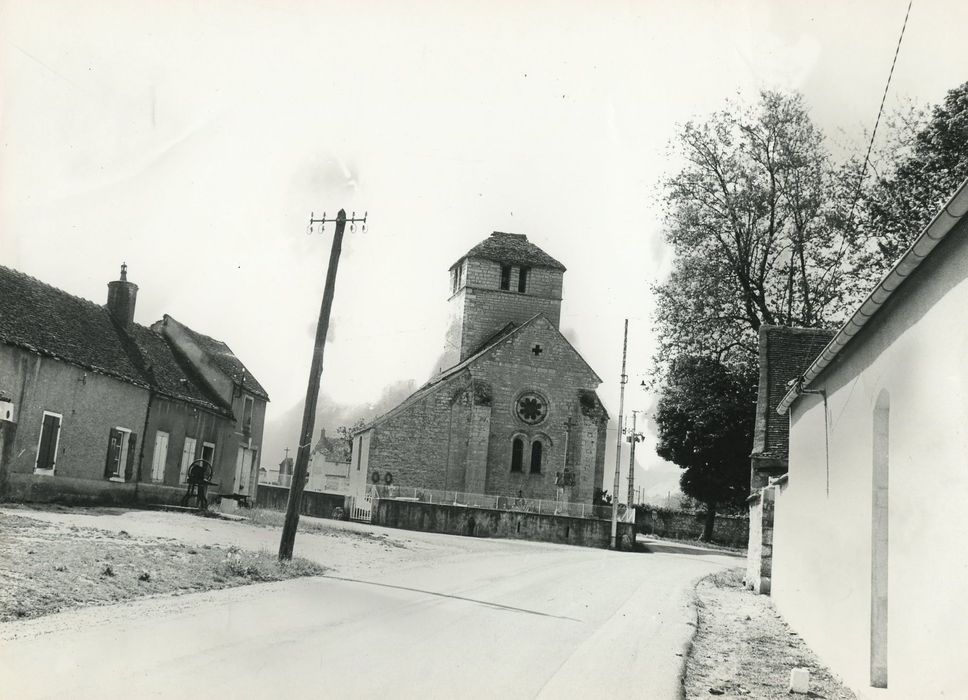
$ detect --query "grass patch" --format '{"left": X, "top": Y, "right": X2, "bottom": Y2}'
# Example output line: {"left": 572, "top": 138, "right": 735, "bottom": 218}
{"left": 0, "top": 513, "right": 326, "bottom": 622}
{"left": 242, "top": 508, "right": 405, "bottom": 548}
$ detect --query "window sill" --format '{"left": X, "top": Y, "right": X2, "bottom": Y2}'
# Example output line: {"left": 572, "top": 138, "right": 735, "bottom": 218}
{"left": 33, "top": 468, "right": 55, "bottom": 476}
{"left": 108, "top": 476, "right": 127, "bottom": 483}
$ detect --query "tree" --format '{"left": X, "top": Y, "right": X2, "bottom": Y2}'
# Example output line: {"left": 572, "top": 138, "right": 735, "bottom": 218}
{"left": 654, "top": 356, "right": 756, "bottom": 541}
{"left": 654, "top": 91, "right": 855, "bottom": 372}
{"left": 852, "top": 81, "right": 968, "bottom": 278}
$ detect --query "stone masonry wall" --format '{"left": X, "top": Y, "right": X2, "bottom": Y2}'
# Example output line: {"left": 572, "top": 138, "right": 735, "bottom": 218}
{"left": 746, "top": 486, "right": 776, "bottom": 593}
{"left": 474, "top": 317, "right": 603, "bottom": 503}
{"left": 373, "top": 498, "right": 636, "bottom": 550}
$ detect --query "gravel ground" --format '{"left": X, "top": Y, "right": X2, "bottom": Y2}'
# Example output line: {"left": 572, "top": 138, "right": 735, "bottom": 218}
{"left": 0, "top": 511, "right": 324, "bottom": 622}
{"left": 685, "top": 568, "right": 855, "bottom": 699}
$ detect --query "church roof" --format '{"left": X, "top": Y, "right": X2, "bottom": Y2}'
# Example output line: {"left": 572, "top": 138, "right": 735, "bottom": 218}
{"left": 453, "top": 232, "right": 566, "bottom": 271}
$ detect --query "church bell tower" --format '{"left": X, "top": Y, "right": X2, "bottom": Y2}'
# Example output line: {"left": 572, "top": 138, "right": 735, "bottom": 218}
{"left": 441, "top": 232, "right": 566, "bottom": 371}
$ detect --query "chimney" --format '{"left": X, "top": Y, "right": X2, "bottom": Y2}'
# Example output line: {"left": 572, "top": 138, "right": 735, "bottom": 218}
{"left": 106, "top": 263, "right": 139, "bottom": 328}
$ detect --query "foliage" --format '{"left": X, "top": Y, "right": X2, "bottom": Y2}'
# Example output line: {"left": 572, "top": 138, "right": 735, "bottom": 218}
{"left": 654, "top": 356, "right": 756, "bottom": 519}
{"left": 335, "top": 418, "right": 367, "bottom": 456}
{"left": 593, "top": 488, "right": 612, "bottom": 506}
{"left": 851, "top": 81, "right": 968, "bottom": 279}
{"left": 653, "top": 91, "right": 854, "bottom": 373}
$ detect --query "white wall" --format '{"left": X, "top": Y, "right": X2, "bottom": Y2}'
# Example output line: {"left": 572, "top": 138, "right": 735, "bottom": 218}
{"left": 773, "top": 222, "right": 968, "bottom": 698}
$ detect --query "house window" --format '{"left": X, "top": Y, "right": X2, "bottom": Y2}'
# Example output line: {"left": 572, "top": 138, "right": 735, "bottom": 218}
{"left": 511, "top": 437, "right": 524, "bottom": 472}
{"left": 518, "top": 266, "right": 529, "bottom": 293}
{"left": 179, "top": 437, "right": 198, "bottom": 483}
{"left": 530, "top": 440, "right": 543, "bottom": 474}
{"left": 241, "top": 395, "right": 254, "bottom": 434}
{"left": 200, "top": 441, "right": 216, "bottom": 469}
{"left": 150, "top": 430, "right": 169, "bottom": 482}
{"left": 35, "top": 411, "right": 62, "bottom": 472}
{"left": 500, "top": 265, "right": 511, "bottom": 290}
{"left": 104, "top": 427, "right": 134, "bottom": 481}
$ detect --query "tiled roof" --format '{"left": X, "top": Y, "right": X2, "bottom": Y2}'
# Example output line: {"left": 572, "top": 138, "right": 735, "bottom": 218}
{"left": 173, "top": 321, "right": 269, "bottom": 400}
{"left": 752, "top": 325, "right": 836, "bottom": 460}
{"left": 127, "top": 325, "right": 232, "bottom": 415}
{"left": 0, "top": 265, "right": 148, "bottom": 386}
{"left": 0, "top": 265, "right": 232, "bottom": 415}
{"left": 454, "top": 232, "right": 566, "bottom": 271}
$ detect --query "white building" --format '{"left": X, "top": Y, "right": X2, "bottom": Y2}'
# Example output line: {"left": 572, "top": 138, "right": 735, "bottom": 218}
{"left": 772, "top": 178, "right": 968, "bottom": 697}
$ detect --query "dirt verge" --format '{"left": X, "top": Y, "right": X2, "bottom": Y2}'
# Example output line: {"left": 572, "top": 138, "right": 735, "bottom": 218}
{"left": 0, "top": 512, "right": 325, "bottom": 622}
{"left": 684, "top": 568, "right": 855, "bottom": 699}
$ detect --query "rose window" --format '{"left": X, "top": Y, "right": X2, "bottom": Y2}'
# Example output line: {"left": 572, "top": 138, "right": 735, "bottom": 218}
{"left": 515, "top": 392, "right": 547, "bottom": 425}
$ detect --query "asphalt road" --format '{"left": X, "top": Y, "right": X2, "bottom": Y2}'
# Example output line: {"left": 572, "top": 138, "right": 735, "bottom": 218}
{"left": 0, "top": 510, "right": 739, "bottom": 700}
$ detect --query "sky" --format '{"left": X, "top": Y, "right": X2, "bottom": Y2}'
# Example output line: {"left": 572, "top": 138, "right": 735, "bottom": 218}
{"left": 2, "top": 0, "right": 966, "bottom": 500}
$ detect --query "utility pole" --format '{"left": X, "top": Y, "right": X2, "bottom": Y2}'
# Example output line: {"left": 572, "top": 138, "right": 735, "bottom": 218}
{"left": 610, "top": 319, "right": 628, "bottom": 550}
{"left": 279, "top": 208, "right": 367, "bottom": 561}
{"left": 627, "top": 410, "right": 643, "bottom": 507}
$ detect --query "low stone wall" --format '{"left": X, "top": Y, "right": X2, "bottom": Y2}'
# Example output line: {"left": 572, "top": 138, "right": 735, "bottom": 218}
{"left": 634, "top": 506, "right": 749, "bottom": 548}
{"left": 372, "top": 498, "right": 636, "bottom": 550}
{"left": 745, "top": 486, "right": 776, "bottom": 593}
{"left": 255, "top": 484, "right": 347, "bottom": 520}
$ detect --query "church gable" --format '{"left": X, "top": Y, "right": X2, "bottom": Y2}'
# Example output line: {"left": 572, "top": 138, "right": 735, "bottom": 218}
{"left": 472, "top": 315, "right": 601, "bottom": 388}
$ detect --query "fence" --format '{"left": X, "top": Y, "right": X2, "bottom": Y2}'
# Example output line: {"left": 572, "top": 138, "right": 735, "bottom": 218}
{"left": 368, "top": 484, "right": 631, "bottom": 522}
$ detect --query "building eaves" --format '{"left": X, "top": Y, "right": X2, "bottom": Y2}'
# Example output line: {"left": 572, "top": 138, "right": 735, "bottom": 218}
{"left": 777, "top": 177, "right": 968, "bottom": 414}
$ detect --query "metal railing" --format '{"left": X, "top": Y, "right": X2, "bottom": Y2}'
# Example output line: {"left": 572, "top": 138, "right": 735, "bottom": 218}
{"left": 368, "top": 484, "right": 631, "bottom": 522}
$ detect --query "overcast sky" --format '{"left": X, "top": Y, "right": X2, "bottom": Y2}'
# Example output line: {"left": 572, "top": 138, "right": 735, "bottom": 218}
{"left": 2, "top": 1, "right": 966, "bottom": 488}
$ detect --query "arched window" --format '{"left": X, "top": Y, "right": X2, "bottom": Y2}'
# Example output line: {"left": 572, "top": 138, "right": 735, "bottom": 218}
{"left": 511, "top": 437, "right": 524, "bottom": 472}
{"left": 530, "top": 440, "right": 543, "bottom": 474}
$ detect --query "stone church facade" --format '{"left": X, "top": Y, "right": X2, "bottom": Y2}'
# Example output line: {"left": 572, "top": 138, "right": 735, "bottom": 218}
{"left": 352, "top": 232, "right": 608, "bottom": 504}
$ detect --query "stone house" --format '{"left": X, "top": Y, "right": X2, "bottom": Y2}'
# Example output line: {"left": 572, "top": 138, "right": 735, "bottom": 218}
{"left": 307, "top": 429, "right": 352, "bottom": 493}
{"left": 351, "top": 232, "right": 608, "bottom": 505}
{"left": 0, "top": 264, "right": 268, "bottom": 505}
{"left": 770, "top": 178, "right": 968, "bottom": 697}
{"left": 745, "top": 325, "right": 834, "bottom": 594}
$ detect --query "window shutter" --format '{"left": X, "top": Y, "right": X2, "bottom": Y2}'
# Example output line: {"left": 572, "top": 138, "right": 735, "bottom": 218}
{"left": 125, "top": 432, "right": 137, "bottom": 481}
{"left": 104, "top": 429, "right": 118, "bottom": 478}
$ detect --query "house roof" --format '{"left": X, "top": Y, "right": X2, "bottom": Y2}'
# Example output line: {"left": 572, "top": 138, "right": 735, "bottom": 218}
{"left": 452, "top": 232, "right": 566, "bottom": 271}
{"left": 313, "top": 431, "right": 351, "bottom": 463}
{"left": 0, "top": 265, "right": 233, "bottom": 416}
{"left": 0, "top": 265, "right": 149, "bottom": 387}
{"left": 360, "top": 314, "right": 602, "bottom": 432}
{"left": 752, "top": 325, "right": 836, "bottom": 460}
{"left": 170, "top": 318, "right": 269, "bottom": 400}
{"left": 778, "top": 177, "right": 968, "bottom": 414}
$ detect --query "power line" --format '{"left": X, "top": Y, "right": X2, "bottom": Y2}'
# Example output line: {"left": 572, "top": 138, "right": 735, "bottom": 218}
{"left": 846, "top": 0, "right": 914, "bottom": 227}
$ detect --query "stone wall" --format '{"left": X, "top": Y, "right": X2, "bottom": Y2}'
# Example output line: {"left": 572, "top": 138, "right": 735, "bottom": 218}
{"left": 634, "top": 505, "right": 749, "bottom": 548}
{"left": 745, "top": 486, "right": 776, "bottom": 593}
{"left": 373, "top": 498, "right": 636, "bottom": 550}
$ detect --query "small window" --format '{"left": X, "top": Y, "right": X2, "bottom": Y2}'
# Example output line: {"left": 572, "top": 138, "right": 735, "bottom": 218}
{"left": 530, "top": 440, "right": 543, "bottom": 474}
{"left": 241, "top": 395, "right": 254, "bottom": 433}
{"left": 451, "top": 268, "right": 459, "bottom": 294}
{"left": 511, "top": 437, "right": 524, "bottom": 472}
{"left": 104, "top": 427, "right": 135, "bottom": 481}
{"left": 518, "top": 267, "right": 529, "bottom": 293}
{"left": 500, "top": 265, "right": 511, "bottom": 290}
{"left": 35, "top": 412, "right": 62, "bottom": 472}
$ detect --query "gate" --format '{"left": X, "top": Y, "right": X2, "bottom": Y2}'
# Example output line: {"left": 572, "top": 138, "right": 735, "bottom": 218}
{"left": 351, "top": 492, "right": 373, "bottom": 523}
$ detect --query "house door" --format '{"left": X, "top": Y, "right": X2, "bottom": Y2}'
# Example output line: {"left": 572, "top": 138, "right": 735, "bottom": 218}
{"left": 234, "top": 447, "right": 255, "bottom": 494}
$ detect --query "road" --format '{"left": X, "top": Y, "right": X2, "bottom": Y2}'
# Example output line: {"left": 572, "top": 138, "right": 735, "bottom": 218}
{"left": 0, "top": 509, "right": 740, "bottom": 699}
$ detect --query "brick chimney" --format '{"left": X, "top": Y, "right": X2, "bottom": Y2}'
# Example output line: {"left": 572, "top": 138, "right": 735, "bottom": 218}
{"left": 106, "top": 263, "right": 138, "bottom": 328}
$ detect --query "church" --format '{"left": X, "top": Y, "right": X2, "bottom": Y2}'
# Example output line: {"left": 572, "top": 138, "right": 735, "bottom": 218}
{"left": 351, "top": 232, "right": 608, "bottom": 505}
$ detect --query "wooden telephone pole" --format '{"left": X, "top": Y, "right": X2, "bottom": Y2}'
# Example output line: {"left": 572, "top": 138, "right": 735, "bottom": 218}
{"left": 610, "top": 319, "right": 628, "bottom": 550}
{"left": 278, "top": 208, "right": 367, "bottom": 561}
